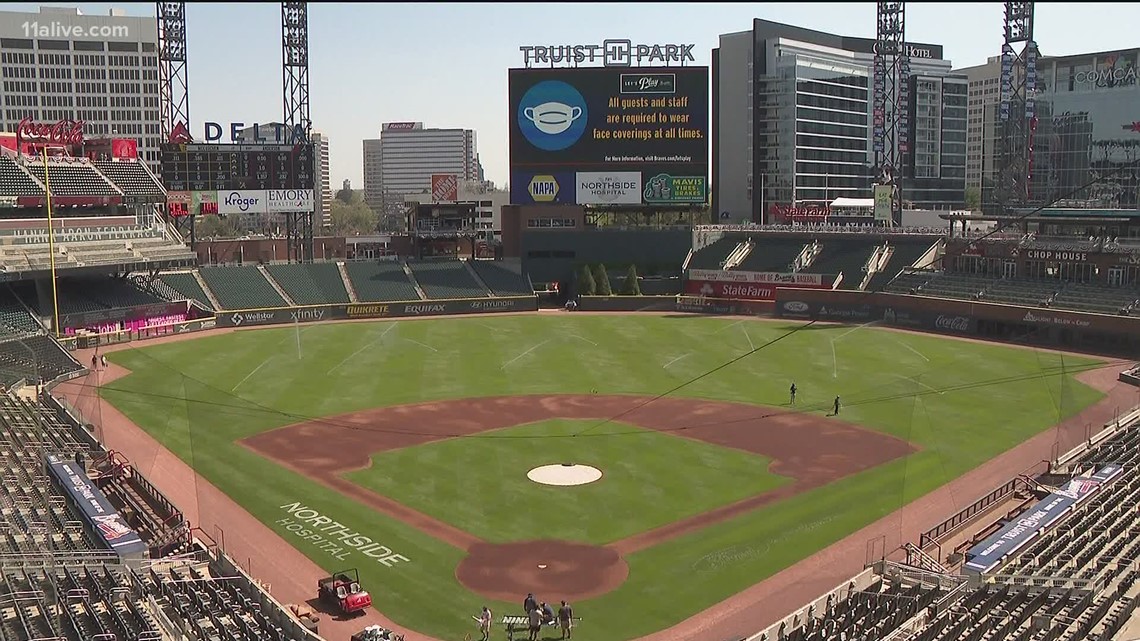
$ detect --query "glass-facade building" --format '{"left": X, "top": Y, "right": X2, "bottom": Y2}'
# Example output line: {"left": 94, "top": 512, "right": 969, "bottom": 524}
{"left": 903, "top": 75, "right": 968, "bottom": 208}
{"left": 1028, "top": 49, "right": 1139, "bottom": 210}
{"left": 713, "top": 19, "right": 964, "bottom": 224}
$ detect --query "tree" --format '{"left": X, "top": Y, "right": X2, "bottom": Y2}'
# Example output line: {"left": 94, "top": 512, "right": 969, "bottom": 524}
{"left": 193, "top": 214, "right": 239, "bottom": 239}
{"left": 622, "top": 265, "right": 641, "bottom": 295}
{"left": 329, "top": 197, "right": 379, "bottom": 237}
{"left": 577, "top": 264, "right": 596, "bottom": 296}
{"left": 593, "top": 264, "right": 612, "bottom": 296}
{"left": 964, "top": 186, "right": 981, "bottom": 212}
{"left": 335, "top": 184, "right": 354, "bottom": 204}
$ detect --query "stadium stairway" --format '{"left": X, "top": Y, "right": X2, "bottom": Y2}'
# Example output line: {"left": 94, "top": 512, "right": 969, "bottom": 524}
{"left": 192, "top": 271, "right": 223, "bottom": 310}
{"left": 337, "top": 262, "right": 360, "bottom": 303}
{"left": 462, "top": 260, "right": 495, "bottom": 296}
{"left": 257, "top": 265, "right": 297, "bottom": 307}
{"left": 401, "top": 262, "right": 429, "bottom": 300}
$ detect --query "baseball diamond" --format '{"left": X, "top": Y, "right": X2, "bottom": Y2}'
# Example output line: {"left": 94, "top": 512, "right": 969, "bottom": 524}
{"left": 83, "top": 313, "right": 1113, "bottom": 641}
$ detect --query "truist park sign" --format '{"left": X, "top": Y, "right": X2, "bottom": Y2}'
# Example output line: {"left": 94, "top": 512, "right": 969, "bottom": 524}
{"left": 520, "top": 40, "right": 696, "bottom": 67}
{"left": 16, "top": 118, "right": 85, "bottom": 149}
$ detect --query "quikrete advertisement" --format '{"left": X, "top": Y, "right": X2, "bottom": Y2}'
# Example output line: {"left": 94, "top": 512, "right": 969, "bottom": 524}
{"left": 508, "top": 66, "right": 708, "bottom": 200}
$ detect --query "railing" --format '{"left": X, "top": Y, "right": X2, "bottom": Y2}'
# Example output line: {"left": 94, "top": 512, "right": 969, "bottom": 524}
{"left": 919, "top": 477, "right": 1023, "bottom": 549}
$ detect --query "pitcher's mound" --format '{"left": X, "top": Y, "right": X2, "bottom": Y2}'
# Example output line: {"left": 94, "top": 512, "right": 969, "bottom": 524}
{"left": 456, "top": 540, "right": 628, "bottom": 601}
{"left": 527, "top": 464, "right": 602, "bottom": 486}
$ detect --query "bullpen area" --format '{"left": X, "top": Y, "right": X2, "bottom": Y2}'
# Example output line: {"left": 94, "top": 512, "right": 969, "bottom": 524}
{"left": 94, "top": 314, "right": 1104, "bottom": 641}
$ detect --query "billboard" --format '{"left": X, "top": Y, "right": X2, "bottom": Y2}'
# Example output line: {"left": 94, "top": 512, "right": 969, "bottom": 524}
{"left": 509, "top": 66, "right": 708, "bottom": 205}
{"left": 510, "top": 172, "right": 578, "bottom": 204}
{"left": 431, "top": 174, "right": 459, "bottom": 202}
{"left": 267, "top": 189, "right": 314, "bottom": 213}
{"left": 218, "top": 190, "right": 267, "bottom": 215}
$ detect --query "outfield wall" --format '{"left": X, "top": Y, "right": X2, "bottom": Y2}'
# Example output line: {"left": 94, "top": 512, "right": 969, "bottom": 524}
{"left": 214, "top": 296, "right": 539, "bottom": 328}
{"left": 577, "top": 295, "right": 774, "bottom": 315}
{"left": 773, "top": 288, "right": 1140, "bottom": 357}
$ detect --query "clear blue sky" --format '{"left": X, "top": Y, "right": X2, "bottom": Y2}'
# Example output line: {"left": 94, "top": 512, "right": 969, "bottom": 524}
{"left": 10, "top": 2, "right": 1140, "bottom": 190}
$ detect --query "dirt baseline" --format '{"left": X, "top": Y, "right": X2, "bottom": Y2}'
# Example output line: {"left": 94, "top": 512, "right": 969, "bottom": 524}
{"left": 241, "top": 394, "right": 915, "bottom": 600}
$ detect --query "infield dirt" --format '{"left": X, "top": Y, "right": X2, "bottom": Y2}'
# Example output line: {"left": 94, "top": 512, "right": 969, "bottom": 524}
{"left": 241, "top": 394, "right": 915, "bottom": 600}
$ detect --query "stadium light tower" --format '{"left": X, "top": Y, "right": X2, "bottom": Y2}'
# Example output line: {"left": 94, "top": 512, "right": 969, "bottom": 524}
{"left": 157, "top": 2, "right": 190, "bottom": 142}
{"left": 872, "top": 2, "right": 910, "bottom": 226}
{"left": 282, "top": 2, "right": 314, "bottom": 264}
{"left": 994, "top": 2, "right": 1038, "bottom": 212}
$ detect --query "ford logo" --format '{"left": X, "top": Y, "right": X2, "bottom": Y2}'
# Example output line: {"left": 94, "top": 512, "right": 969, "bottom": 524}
{"left": 784, "top": 302, "right": 809, "bottom": 313}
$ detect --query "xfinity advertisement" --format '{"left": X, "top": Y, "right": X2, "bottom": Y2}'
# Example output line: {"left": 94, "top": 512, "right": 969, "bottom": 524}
{"left": 508, "top": 66, "right": 708, "bottom": 206}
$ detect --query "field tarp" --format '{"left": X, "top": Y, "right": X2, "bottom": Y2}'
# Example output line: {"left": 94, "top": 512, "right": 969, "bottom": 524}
{"left": 964, "top": 464, "right": 1123, "bottom": 574}
{"left": 45, "top": 453, "right": 148, "bottom": 559}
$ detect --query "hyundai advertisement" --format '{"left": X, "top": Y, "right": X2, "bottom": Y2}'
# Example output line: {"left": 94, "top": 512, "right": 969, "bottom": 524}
{"left": 509, "top": 67, "right": 708, "bottom": 206}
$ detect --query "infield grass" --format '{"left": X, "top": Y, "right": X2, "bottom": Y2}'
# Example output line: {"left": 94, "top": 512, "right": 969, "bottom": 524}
{"left": 100, "top": 314, "right": 1106, "bottom": 641}
{"left": 346, "top": 419, "right": 789, "bottom": 544}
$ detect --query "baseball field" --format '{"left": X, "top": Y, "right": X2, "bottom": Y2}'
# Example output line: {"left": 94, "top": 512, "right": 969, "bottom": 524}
{"left": 99, "top": 313, "right": 1104, "bottom": 641}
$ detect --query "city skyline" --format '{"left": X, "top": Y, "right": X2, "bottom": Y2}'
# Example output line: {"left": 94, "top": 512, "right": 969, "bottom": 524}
{"left": 4, "top": 1, "right": 1138, "bottom": 193}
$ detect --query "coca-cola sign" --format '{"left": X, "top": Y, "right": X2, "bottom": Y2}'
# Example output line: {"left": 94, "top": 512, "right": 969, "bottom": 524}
{"left": 935, "top": 315, "right": 971, "bottom": 332}
{"left": 16, "top": 118, "right": 85, "bottom": 148}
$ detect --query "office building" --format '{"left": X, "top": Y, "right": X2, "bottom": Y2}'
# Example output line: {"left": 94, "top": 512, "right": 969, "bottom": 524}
{"left": 0, "top": 5, "right": 161, "bottom": 164}
{"left": 404, "top": 180, "right": 509, "bottom": 237}
{"left": 362, "top": 122, "right": 483, "bottom": 215}
{"left": 904, "top": 74, "right": 968, "bottom": 208}
{"left": 1030, "top": 48, "right": 1139, "bottom": 210}
{"left": 713, "top": 19, "right": 964, "bottom": 223}
{"left": 954, "top": 56, "right": 1004, "bottom": 192}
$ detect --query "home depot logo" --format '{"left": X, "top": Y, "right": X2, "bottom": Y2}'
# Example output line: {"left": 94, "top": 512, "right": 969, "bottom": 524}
{"left": 167, "top": 121, "right": 192, "bottom": 144}
{"left": 528, "top": 175, "right": 559, "bottom": 202}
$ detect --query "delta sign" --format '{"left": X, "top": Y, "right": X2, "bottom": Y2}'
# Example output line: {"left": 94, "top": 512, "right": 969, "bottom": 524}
{"left": 201, "top": 122, "right": 309, "bottom": 144}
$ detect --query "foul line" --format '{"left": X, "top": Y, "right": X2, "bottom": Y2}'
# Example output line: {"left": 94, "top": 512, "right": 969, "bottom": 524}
{"left": 892, "top": 373, "right": 943, "bottom": 395}
{"left": 663, "top": 353, "right": 689, "bottom": 369}
{"left": 716, "top": 319, "right": 745, "bottom": 333}
{"left": 232, "top": 358, "right": 272, "bottom": 392}
{"left": 569, "top": 334, "right": 598, "bottom": 347}
{"left": 403, "top": 338, "right": 438, "bottom": 353}
{"left": 327, "top": 322, "right": 398, "bottom": 374}
{"left": 742, "top": 327, "right": 755, "bottom": 351}
{"left": 895, "top": 339, "right": 930, "bottom": 362}
{"left": 502, "top": 340, "right": 550, "bottom": 369}
{"left": 830, "top": 340, "right": 838, "bottom": 379}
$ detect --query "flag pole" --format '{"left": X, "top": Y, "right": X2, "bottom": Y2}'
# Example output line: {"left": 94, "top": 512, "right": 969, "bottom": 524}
{"left": 41, "top": 148, "right": 61, "bottom": 337}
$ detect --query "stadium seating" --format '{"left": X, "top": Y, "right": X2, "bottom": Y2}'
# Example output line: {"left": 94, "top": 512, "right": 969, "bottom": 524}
{"left": 0, "top": 289, "right": 41, "bottom": 336}
{"left": 21, "top": 160, "right": 122, "bottom": 197}
{"left": 469, "top": 260, "right": 533, "bottom": 296}
{"left": 407, "top": 260, "right": 489, "bottom": 299}
{"left": 344, "top": 262, "right": 421, "bottom": 302}
{"left": 265, "top": 263, "right": 351, "bottom": 305}
{"left": 1052, "top": 283, "right": 1140, "bottom": 316}
{"left": 688, "top": 238, "right": 742, "bottom": 270}
{"left": 865, "top": 239, "right": 940, "bottom": 291}
{"left": 983, "top": 278, "right": 1058, "bottom": 307}
{"left": 734, "top": 238, "right": 810, "bottom": 272}
{"left": 152, "top": 272, "right": 215, "bottom": 309}
{"left": 803, "top": 239, "right": 880, "bottom": 289}
{"left": 885, "top": 272, "right": 1140, "bottom": 316}
{"left": 91, "top": 159, "right": 165, "bottom": 196}
{"left": 0, "top": 335, "right": 83, "bottom": 387}
{"left": 0, "top": 154, "right": 45, "bottom": 196}
{"left": 198, "top": 266, "right": 288, "bottom": 310}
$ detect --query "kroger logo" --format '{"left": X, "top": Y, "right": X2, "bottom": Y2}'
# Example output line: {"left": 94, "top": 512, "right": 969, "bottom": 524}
{"left": 224, "top": 192, "right": 260, "bottom": 212}
{"left": 517, "top": 80, "right": 588, "bottom": 151}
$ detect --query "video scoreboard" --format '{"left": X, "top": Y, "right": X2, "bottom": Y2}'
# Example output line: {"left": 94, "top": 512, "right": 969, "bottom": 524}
{"left": 159, "top": 143, "right": 314, "bottom": 192}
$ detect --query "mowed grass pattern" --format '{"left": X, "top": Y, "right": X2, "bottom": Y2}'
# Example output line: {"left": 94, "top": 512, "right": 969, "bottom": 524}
{"left": 101, "top": 315, "right": 1105, "bottom": 641}
{"left": 347, "top": 419, "right": 789, "bottom": 544}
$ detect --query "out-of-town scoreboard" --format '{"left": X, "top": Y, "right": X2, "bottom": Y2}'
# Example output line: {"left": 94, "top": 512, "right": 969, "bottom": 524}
{"left": 159, "top": 143, "right": 314, "bottom": 192}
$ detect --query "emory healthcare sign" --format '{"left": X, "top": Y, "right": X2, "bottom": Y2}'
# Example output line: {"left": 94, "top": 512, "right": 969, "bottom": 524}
{"left": 520, "top": 41, "right": 696, "bottom": 67}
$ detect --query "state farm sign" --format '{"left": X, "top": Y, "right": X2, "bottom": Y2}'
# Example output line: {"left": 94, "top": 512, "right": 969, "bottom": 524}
{"left": 16, "top": 118, "right": 85, "bottom": 148}
{"left": 684, "top": 280, "right": 775, "bottom": 301}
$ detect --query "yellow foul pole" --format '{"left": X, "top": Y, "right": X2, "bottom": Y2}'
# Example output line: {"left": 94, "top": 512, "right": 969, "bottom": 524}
{"left": 40, "top": 148, "right": 61, "bottom": 337}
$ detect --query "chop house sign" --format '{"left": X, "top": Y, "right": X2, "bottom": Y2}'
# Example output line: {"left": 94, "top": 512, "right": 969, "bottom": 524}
{"left": 16, "top": 118, "right": 86, "bottom": 149}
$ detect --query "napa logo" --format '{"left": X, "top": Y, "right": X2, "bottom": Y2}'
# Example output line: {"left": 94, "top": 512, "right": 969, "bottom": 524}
{"left": 528, "top": 175, "right": 559, "bottom": 202}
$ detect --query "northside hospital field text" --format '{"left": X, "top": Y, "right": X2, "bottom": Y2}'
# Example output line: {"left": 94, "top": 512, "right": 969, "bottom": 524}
{"left": 594, "top": 96, "right": 704, "bottom": 142}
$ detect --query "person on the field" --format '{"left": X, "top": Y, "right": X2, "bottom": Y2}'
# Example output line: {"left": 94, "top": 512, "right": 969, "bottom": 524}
{"left": 527, "top": 606, "right": 543, "bottom": 641}
{"left": 477, "top": 606, "right": 492, "bottom": 641}
{"left": 523, "top": 593, "right": 537, "bottom": 615}
{"left": 789, "top": 382, "right": 797, "bottom": 405}
{"left": 541, "top": 602, "right": 555, "bottom": 625}
{"left": 558, "top": 601, "right": 574, "bottom": 639}
{"left": 833, "top": 396, "right": 841, "bottom": 416}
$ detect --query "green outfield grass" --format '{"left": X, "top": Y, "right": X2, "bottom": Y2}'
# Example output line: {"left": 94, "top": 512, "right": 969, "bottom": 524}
{"left": 100, "top": 314, "right": 1105, "bottom": 641}
{"left": 346, "top": 419, "right": 789, "bottom": 544}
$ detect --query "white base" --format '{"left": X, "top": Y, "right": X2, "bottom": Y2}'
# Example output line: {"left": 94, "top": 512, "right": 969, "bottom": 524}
{"left": 527, "top": 464, "right": 602, "bottom": 486}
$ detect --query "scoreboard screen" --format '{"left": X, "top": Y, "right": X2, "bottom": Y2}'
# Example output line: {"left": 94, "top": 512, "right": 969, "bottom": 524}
{"left": 159, "top": 143, "right": 314, "bottom": 192}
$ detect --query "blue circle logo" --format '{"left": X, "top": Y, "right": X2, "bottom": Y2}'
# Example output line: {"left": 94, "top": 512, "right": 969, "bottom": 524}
{"left": 517, "top": 80, "right": 588, "bottom": 151}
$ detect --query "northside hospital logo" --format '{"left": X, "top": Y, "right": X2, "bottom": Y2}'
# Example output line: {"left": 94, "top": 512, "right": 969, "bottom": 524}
{"left": 517, "top": 80, "right": 589, "bottom": 151}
